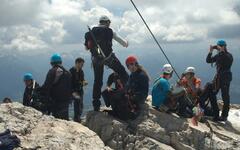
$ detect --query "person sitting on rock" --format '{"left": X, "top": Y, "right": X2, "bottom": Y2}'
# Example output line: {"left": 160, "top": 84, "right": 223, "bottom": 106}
{"left": 103, "top": 56, "right": 149, "bottom": 120}
{"left": 23, "top": 73, "right": 40, "bottom": 107}
{"left": 102, "top": 72, "right": 124, "bottom": 107}
{"left": 178, "top": 67, "right": 202, "bottom": 105}
{"left": 152, "top": 64, "right": 192, "bottom": 117}
{"left": 125, "top": 55, "right": 150, "bottom": 118}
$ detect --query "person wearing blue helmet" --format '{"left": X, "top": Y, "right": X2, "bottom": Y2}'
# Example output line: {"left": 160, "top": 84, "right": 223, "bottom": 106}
{"left": 41, "top": 53, "right": 72, "bottom": 120}
{"left": 23, "top": 73, "right": 40, "bottom": 107}
{"left": 203, "top": 40, "right": 233, "bottom": 122}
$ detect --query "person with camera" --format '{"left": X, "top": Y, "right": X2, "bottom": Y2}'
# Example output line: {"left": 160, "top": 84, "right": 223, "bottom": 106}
{"left": 205, "top": 40, "right": 233, "bottom": 121}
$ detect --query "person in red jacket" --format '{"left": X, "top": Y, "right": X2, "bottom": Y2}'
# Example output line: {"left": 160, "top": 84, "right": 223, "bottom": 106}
{"left": 179, "top": 67, "right": 201, "bottom": 105}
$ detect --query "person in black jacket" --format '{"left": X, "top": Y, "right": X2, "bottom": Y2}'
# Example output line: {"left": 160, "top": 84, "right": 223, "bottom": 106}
{"left": 101, "top": 72, "right": 124, "bottom": 108}
{"left": 106, "top": 72, "right": 124, "bottom": 91}
{"left": 41, "top": 54, "right": 72, "bottom": 120}
{"left": 125, "top": 56, "right": 149, "bottom": 118}
{"left": 84, "top": 16, "right": 129, "bottom": 111}
{"left": 69, "top": 57, "right": 87, "bottom": 122}
{"left": 203, "top": 40, "right": 233, "bottom": 121}
{"left": 23, "top": 73, "right": 40, "bottom": 107}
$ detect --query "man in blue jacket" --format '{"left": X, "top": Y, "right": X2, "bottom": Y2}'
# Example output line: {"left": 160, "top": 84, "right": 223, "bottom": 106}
{"left": 152, "top": 64, "right": 173, "bottom": 111}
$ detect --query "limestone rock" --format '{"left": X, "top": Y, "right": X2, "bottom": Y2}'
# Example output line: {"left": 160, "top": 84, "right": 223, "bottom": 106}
{"left": 0, "top": 102, "right": 111, "bottom": 150}
{"left": 85, "top": 97, "right": 240, "bottom": 150}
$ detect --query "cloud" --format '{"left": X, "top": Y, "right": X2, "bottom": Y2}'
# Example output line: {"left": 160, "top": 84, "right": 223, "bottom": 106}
{"left": 234, "top": 3, "right": 240, "bottom": 16}
{"left": 0, "top": 0, "right": 240, "bottom": 53}
{"left": 208, "top": 24, "right": 240, "bottom": 39}
{"left": 0, "top": 0, "right": 43, "bottom": 26}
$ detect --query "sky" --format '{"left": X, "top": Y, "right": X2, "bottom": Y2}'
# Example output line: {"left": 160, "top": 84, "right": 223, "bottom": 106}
{"left": 0, "top": 0, "right": 239, "bottom": 54}
{"left": 0, "top": 0, "right": 239, "bottom": 103}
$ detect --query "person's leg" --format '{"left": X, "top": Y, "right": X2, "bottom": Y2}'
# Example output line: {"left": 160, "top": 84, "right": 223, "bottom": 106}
{"left": 220, "top": 82, "right": 230, "bottom": 119}
{"left": 79, "top": 94, "right": 83, "bottom": 117}
{"left": 92, "top": 58, "right": 104, "bottom": 111}
{"left": 52, "top": 102, "right": 69, "bottom": 120}
{"left": 73, "top": 98, "right": 80, "bottom": 122}
{"left": 199, "top": 83, "right": 212, "bottom": 109}
{"left": 105, "top": 54, "right": 129, "bottom": 85}
{"left": 209, "top": 90, "right": 219, "bottom": 120}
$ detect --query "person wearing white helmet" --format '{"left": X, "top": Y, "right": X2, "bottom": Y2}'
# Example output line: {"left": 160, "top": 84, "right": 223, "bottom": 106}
{"left": 152, "top": 64, "right": 193, "bottom": 117}
{"left": 179, "top": 66, "right": 202, "bottom": 105}
{"left": 152, "top": 64, "right": 176, "bottom": 110}
{"left": 84, "top": 15, "right": 129, "bottom": 111}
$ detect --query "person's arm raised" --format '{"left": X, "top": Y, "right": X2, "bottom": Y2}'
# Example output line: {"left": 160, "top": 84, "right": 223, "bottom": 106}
{"left": 113, "top": 31, "right": 128, "bottom": 48}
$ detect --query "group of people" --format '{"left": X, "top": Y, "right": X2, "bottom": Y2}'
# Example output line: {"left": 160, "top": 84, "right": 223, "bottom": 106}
{"left": 152, "top": 39, "right": 233, "bottom": 122}
{"left": 21, "top": 15, "right": 233, "bottom": 122}
{"left": 23, "top": 56, "right": 87, "bottom": 122}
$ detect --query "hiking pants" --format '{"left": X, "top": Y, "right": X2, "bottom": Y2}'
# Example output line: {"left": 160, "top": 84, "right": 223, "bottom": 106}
{"left": 73, "top": 93, "right": 83, "bottom": 122}
{"left": 92, "top": 53, "right": 129, "bottom": 109}
{"left": 52, "top": 101, "right": 69, "bottom": 120}
{"left": 200, "top": 80, "right": 231, "bottom": 118}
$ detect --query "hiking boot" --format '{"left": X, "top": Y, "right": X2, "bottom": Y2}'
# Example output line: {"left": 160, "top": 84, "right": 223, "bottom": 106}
{"left": 218, "top": 116, "right": 227, "bottom": 122}
{"left": 212, "top": 116, "right": 227, "bottom": 122}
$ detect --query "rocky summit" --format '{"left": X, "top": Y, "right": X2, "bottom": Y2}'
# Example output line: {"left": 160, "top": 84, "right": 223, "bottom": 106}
{"left": 0, "top": 102, "right": 110, "bottom": 150}
{"left": 85, "top": 97, "right": 240, "bottom": 150}
{"left": 0, "top": 100, "right": 240, "bottom": 150}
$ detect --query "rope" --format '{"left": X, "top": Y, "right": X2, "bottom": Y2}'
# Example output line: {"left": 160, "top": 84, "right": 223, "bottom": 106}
{"left": 129, "top": 0, "right": 181, "bottom": 80}
{"left": 129, "top": 0, "right": 194, "bottom": 106}
{"left": 129, "top": 2, "right": 215, "bottom": 148}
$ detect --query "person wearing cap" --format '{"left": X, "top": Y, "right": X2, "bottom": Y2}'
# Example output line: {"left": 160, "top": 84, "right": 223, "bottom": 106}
{"left": 125, "top": 56, "right": 150, "bottom": 118}
{"left": 23, "top": 73, "right": 40, "bottom": 107}
{"left": 84, "top": 15, "right": 129, "bottom": 111}
{"left": 204, "top": 40, "right": 233, "bottom": 121}
{"left": 178, "top": 67, "right": 202, "bottom": 105}
{"left": 41, "top": 54, "right": 72, "bottom": 120}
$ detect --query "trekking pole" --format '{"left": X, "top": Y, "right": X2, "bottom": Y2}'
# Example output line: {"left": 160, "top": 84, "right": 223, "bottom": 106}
{"left": 87, "top": 25, "right": 106, "bottom": 58}
{"left": 129, "top": 0, "right": 194, "bottom": 106}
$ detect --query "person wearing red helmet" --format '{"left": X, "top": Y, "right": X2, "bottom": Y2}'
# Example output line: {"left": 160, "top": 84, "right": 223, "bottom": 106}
{"left": 101, "top": 56, "right": 149, "bottom": 120}
{"left": 125, "top": 55, "right": 150, "bottom": 118}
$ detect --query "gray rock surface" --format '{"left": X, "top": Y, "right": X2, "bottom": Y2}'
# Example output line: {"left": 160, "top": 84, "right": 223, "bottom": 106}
{"left": 0, "top": 102, "right": 111, "bottom": 150}
{"left": 85, "top": 97, "right": 240, "bottom": 150}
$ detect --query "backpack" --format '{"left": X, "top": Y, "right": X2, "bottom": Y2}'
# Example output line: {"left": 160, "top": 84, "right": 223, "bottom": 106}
{"left": 51, "top": 65, "right": 72, "bottom": 102}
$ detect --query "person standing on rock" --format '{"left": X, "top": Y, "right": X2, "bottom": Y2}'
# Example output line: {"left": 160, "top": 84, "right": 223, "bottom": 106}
{"left": 70, "top": 57, "right": 88, "bottom": 123}
{"left": 125, "top": 56, "right": 149, "bottom": 118}
{"left": 23, "top": 73, "right": 40, "bottom": 107}
{"left": 84, "top": 15, "right": 129, "bottom": 111}
{"left": 41, "top": 54, "right": 72, "bottom": 120}
{"left": 203, "top": 40, "right": 233, "bottom": 121}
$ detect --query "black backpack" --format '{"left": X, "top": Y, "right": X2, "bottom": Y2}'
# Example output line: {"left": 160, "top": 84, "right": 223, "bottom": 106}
{"left": 51, "top": 65, "right": 72, "bottom": 102}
